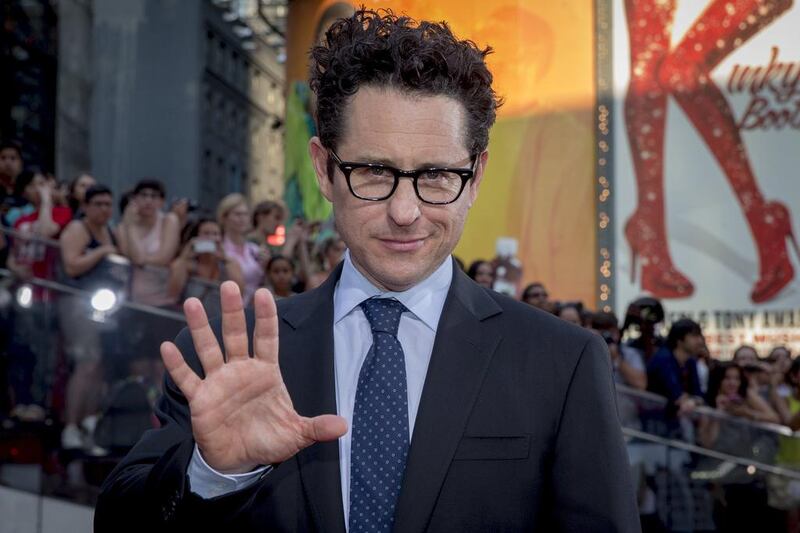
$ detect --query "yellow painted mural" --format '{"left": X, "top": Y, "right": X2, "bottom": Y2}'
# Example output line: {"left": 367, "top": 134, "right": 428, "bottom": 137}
{"left": 286, "top": 0, "right": 598, "bottom": 306}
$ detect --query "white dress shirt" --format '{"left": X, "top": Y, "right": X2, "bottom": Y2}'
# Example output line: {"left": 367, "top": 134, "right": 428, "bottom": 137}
{"left": 188, "top": 251, "right": 452, "bottom": 527}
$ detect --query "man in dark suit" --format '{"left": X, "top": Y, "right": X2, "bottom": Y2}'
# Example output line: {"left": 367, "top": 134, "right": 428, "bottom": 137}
{"left": 95, "top": 9, "right": 639, "bottom": 532}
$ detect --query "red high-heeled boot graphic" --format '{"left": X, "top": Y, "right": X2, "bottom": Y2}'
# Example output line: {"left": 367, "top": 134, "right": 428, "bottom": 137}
{"left": 623, "top": 0, "right": 695, "bottom": 298}
{"left": 624, "top": 0, "right": 798, "bottom": 302}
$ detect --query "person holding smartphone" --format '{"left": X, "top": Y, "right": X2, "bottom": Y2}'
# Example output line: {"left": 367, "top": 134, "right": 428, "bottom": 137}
{"left": 168, "top": 217, "right": 244, "bottom": 318}
{"left": 217, "top": 193, "right": 268, "bottom": 305}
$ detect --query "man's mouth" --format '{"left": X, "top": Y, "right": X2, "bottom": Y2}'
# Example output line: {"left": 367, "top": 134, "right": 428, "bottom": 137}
{"left": 378, "top": 237, "right": 426, "bottom": 252}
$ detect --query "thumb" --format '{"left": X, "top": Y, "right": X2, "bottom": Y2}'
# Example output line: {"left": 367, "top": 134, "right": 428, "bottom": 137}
{"left": 304, "top": 414, "right": 348, "bottom": 443}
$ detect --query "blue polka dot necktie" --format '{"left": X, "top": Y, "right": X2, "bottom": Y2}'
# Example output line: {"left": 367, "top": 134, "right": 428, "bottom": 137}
{"left": 349, "top": 298, "right": 410, "bottom": 533}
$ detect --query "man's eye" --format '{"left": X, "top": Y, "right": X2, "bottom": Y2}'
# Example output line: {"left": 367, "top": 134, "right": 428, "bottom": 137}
{"left": 369, "top": 167, "right": 391, "bottom": 177}
{"left": 420, "top": 171, "right": 444, "bottom": 181}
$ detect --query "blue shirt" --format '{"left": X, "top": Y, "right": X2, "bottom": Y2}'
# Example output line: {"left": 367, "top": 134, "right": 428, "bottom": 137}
{"left": 188, "top": 251, "right": 453, "bottom": 526}
{"left": 646, "top": 346, "right": 702, "bottom": 406}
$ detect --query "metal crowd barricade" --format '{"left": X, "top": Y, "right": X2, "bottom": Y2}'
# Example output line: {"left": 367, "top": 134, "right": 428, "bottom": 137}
{"left": 617, "top": 384, "right": 800, "bottom": 531}
{"left": 0, "top": 225, "right": 223, "bottom": 507}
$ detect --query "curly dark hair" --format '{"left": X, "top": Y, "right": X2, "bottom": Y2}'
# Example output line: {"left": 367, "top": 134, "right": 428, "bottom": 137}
{"left": 309, "top": 8, "right": 501, "bottom": 160}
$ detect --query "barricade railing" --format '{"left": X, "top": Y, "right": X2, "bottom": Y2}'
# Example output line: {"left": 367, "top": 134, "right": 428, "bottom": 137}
{"left": 617, "top": 384, "right": 800, "bottom": 530}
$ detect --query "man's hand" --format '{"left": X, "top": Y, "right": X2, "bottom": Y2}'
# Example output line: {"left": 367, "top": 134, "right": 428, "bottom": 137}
{"left": 36, "top": 184, "right": 52, "bottom": 205}
{"left": 608, "top": 342, "right": 621, "bottom": 364}
{"left": 160, "top": 281, "right": 347, "bottom": 474}
{"left": 676, "top": 394, "right": 698, "bottom": 416}
{"left": 177, "top": 239, "right": 197, "bottom": 262}
{"left": 121, "top": 199, "right": 140, "bottom": 226}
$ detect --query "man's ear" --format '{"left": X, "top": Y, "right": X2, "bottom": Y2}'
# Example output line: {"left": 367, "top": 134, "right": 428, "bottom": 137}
{"left": 467, "top": 150, "right": 489, "bottom": 207}
{"left": 309, "top": 136, "right": 334, "bottom": 202}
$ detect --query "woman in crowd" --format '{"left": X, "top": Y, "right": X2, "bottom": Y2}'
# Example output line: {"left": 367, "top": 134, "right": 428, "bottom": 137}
{"left": 733, "top": 345, "right": 778, "bottom": 409}
{"left": 265, "top": 255, "right": 296, "bottom": 300}
{"left": 767, "top": 346, "right": 794, "bottom": 417}
{"left": 115, "top": 179, "right": 181, "bottom": 386}
{"left": 467, "top": 259, "right": 495, "bottom": 289}
{"left": 218, "top": 193, "right": 268, "bottom": 305}
{"left": 168, "top": 217, "right": 244, "bottom": 318}
{"left": 6, "top": 169, "right": 72, "bottom": 421}
{"left": 699, "top": 362, "right": 782, "bottom": 531}
{"left": 66, "top": 173, "right": 96, "bottom": 219}
{"left": 772, "top": 358, "right": 800, "bottom": 430}
{"left": 115, "top": 179, "right": 180, "bottom": 306}
{"left": 58, "top": 184, "right": 117, "bottom": 448}
{"left": 699, "top": 363, "right": 780, "bottom": 448}
{"left": 305, "top": 233, "right": 345, "bottom": 290}
{"left": 769, "top": 358, "right": 800, "bottom": 523}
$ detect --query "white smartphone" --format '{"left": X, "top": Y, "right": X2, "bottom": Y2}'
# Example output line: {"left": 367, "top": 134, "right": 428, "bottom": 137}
{"left": 193, "top": 239, "right": 217, "bottom": 254}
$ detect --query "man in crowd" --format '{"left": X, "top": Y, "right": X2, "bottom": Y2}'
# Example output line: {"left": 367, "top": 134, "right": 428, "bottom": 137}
{"left": 96, "top": 9, "right": 638, "bottom": 532}
{"left": 647, "top": 318, "right": 705, "bottom": 415}
{"left": 0, "top": 140, "right": 23, "bottom": 207}
{"left": 0, "top": 140, "right": 25, "bottom": 267}
{"left": 622, "top": 296, "right": 665, "bottom": 364}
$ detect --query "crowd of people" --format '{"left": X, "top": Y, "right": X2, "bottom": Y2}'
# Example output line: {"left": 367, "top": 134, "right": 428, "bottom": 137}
{"left": 3, "top": 136, "right": 800, "bottom": 527}
{"left": 0, "top": 139, "right": 346, "bottom": 452}
{"left": 466, "top": 255, "right": 799, "bottom": 434}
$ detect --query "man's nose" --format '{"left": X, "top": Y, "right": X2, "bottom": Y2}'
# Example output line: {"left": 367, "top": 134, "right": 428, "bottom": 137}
{"left": 387, "top": 179, "right": 421, "bottom": 226}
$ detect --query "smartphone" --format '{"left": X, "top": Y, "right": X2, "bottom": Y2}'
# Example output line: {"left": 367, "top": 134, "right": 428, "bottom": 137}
{"left": 727, "top": 394, "right": 744, "bottom": 405}
{"left": 193, "top": 239, "right": 217, "bottom": 254}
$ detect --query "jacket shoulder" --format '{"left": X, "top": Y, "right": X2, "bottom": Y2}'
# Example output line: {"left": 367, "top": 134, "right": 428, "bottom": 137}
{"left": 482, "top": 289, "right": 598, "bottom": 350}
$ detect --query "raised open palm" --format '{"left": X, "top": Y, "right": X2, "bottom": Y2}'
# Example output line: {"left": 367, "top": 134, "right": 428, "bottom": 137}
{"left": 160, "top": 281, "right": 347, "bottom": 474}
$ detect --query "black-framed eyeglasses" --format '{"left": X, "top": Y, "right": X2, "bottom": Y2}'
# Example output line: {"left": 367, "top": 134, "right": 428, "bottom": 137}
{"left": 329, "top": 150, "right": 477, "bottom": 205}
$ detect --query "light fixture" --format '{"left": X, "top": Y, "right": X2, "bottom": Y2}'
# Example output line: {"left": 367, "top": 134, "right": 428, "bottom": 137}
{"left": 91, "top": 288, "right": 117, "bottom": 313}
{"left": 15, "top": 284, "right": 33, "bottom": 309}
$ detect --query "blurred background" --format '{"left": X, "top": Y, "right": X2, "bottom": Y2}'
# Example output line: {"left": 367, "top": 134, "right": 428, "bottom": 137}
{"left": 0, "top": 0, "right": 799, "bottom": 531}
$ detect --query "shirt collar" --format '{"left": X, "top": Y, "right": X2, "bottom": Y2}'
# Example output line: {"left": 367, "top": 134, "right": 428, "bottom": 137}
{"left": 333, "top": 249, "right": 453, "bottom": 332}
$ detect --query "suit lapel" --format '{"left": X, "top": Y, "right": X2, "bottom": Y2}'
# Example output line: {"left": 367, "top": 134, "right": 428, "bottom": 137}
{"left": 280, "top": 265, "right": 346, "bottom": 533}
{"left": 393, "top": 268, "right": 503, "bottom": 533}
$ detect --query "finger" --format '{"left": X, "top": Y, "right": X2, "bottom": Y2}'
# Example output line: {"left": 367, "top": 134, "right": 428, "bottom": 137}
{"left": 253, "top": 288, "right": 279, "bottom": 364}
{"left": 302, "top": 414, "right": 348, "bottom": 443}
{"left": 160, "top": 341, "right": 201, "bottom": 401}
{"left": 221, "top": 281, "right": 249, "bottom": 362}
{"left": 184, "top": 297, "right": 224, "bottom": 375}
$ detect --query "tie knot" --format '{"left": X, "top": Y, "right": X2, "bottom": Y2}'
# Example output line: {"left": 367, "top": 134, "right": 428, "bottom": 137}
{"left": 360, "top": 298, "right": 407, "bottom": 335}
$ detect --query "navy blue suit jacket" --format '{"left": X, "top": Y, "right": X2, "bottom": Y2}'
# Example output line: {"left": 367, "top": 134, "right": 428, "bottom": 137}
{"left": 95, "top": 262, "right": 640, "bottom": 532}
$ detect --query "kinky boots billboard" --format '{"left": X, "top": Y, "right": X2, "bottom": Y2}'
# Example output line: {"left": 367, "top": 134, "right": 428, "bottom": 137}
{"left": 606, "top": 0, "right": 800, "bottom": 357}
